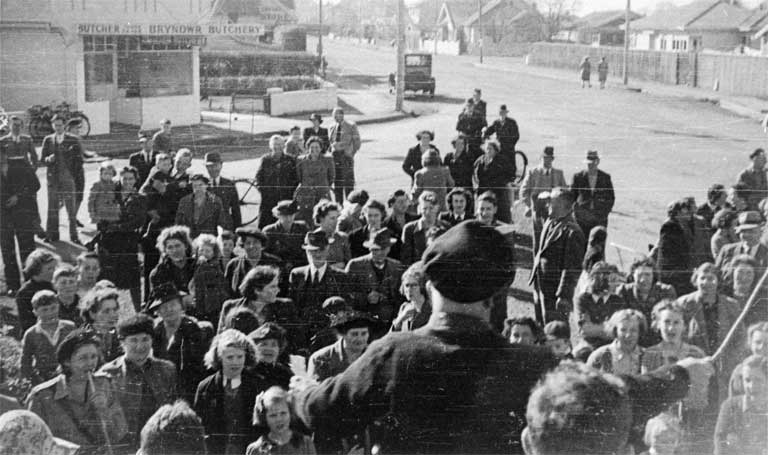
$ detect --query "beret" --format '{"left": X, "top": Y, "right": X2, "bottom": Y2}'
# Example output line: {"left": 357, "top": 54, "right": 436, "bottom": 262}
{"left": 422, "top": 220, "right": 514, "bottom": 303}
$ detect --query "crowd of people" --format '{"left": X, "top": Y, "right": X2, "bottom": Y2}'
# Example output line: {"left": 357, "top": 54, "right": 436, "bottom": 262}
{"left": 0, "top": 87, "right": 766, "bottom": 455}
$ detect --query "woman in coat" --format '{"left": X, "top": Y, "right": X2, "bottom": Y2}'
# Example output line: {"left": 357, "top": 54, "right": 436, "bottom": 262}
{"left": 295, "top": 137, "right": 335, "bottom": 224}
{"left": 402, "top": 130, "right": 440, "bottom": 183}
{"left": 99, "top": 166, "right": 146, "bottom": 309}
{"left": 473, "top": 141, "right": 514, "bottom": 224}
{"left": 443, "top": 134, "right": 481, "bottom": 191}
{"left": 256, "top": 135, "right": 298, "bottom": 228}
{"left": 148, "top": 225, "right": 197, "bottom": 299}
{"left": 656, "top": 200, "right": 693, "bottom": 296}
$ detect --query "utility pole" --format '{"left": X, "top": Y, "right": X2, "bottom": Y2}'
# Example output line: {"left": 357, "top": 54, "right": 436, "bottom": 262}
{"left": 395, "top": 0, "right": 405, "bottom": 112}
{"left": 477, "top": 0, "right": 483, "bottom": 63}
{"left": 318, "top": 0, "right": 325, "bottom": 78}
{"left": 623, "top": 0, "right": 630, "bottom": 85}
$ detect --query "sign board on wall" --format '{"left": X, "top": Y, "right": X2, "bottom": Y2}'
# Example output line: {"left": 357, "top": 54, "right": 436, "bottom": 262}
{"left": 77, "top": 23, "right": 264, "bottom": 36}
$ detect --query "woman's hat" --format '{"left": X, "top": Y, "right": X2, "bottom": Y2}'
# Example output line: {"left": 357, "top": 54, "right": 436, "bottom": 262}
{"left": 235, "top": 226, "right": 268, "bottom": 244}
{"left": 309, "top": 113, "right": 323, "bottom": 123}
{"left": 248, "top": 322, "right": 287, "bottom": 344}
{"left": 330, "top": 310, "right": 378, "bottom": 332}
{"left": 56, "top": 329, "right": 102, "bottom": 367}
{"left": 272, "top": 200, "right": 298, "bottom": 216}
{"left": 0, "top": 410, "right": 80, "bottom": 455}
{"left": 363, "top": 228, "right": 398, "bottom": 250}
{"left": 147, "top": 283, "right": 184, "bottom": 312}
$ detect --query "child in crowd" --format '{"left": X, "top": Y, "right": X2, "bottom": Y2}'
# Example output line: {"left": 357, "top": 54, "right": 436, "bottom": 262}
{"left": 52, "top": 264, "right": 82, "bottom": 327}
{"left": 640, "top": 412, "right": 682, "bottom": 455}
{"left": 543, "top": 320, "right": 572, "bottom": 360}
{"left": 249, "top": 323, "right": 293, "bottom": 389}
{"left": 248, "top": 386, "right": 316, "bottom": 455}
{"left": 20, "top": 290, "right": 76, "bottom": 385}
{"left": 587, "top": 309, "right": 645, "bottom": 375}
{"left": 576, "top": 226, "right": 607, "bottom": 295}
{"left": 195, "top": 329, "right": 262, "bottom": 455}
{"left": 411, "top": 150, "right": 454, "bottom": 211}
{"left": 155, "top": 153, "right": 173, "bottom": 175}
{"left": 219, "top": 230, "right": 237, "bottom": 264}
{"left": 87, "top": 161, "right": 120, "bottom": 227}
{"left": 729, "top": 322, "right": 768, "bottom": 397}
{"left": 715, "top": 354, "right": 768, "bottom": 455}
{"left": 502, "top": 317, "right": 540, "bottom": 345}
{"left": 285, "top": 126, "right": 305, "bottom": 159}
{"left": 16, "top": 249, "right": 59, "bottom": 339}
{"left": 192, "top": 233, "right": 230, "bottom": 324}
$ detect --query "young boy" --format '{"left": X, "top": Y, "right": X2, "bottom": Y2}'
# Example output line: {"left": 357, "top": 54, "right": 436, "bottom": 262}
{"left": 52, "top": 264, "right": 82, "bottom": 326}
{"left": 543, "top": 320, "right": 572, "bottom": 360}
{"left": 715, "top": 354, "right": 768, "bottom": 455}
{"left": 20, "top": 290, "right": 76, "bottom": 385}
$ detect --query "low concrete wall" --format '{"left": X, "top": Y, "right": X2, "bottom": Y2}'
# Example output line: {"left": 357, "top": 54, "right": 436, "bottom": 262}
{"left": 141, "top": 95, "right": 200, "bottom": 130}
{"left": 421, "top": 39, "right": 461, "bottom": 55}
{"left": 268, "top": 80, "right": 337, "bottom": 117}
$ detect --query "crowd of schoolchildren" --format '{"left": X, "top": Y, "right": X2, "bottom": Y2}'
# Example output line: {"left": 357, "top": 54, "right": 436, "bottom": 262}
{"left": 1, "top": 90, "right": 767, "bottom": 455}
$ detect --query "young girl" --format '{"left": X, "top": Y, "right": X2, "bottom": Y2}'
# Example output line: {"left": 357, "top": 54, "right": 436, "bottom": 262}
{"left": 247, "top": 386, "right": 316, "bottom": 455}
{"left": 194, "top": 329, "right": 262, "bottom": 455}
{"left": 587, "top": 309, "right": 646, "bottom": 375}
{"left": 87, "top": 161, "right": 120, "bottom": 227}
{"left": 191, "top": 233, "right": 230, "bottom": 323}
{"left": 411, "top": 150, "right": 454, "bottom": 211}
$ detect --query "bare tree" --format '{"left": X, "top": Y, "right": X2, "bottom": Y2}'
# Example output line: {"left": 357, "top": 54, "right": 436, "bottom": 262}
{"left": 539, "top": 0, "right": 580, "bottom": 41}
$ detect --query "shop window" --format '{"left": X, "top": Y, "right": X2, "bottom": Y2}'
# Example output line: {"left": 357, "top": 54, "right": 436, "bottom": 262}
{"left": 118, "top": 51, "right": 193, "bottom": 97}
{"left": 85, "top": 53, "right": 114, "bottom": 101}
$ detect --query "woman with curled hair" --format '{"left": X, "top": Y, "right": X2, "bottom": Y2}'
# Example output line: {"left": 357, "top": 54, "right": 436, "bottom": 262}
{"left": 443, "top": 133, "right": 481, "bottom": 191}
{"left": 402, "top": 130, "right": 440, "bottom": 183}
{"left": 391, "top": 261, "right": 431, "bottom": 332}
{"left": 473, "top": 140, "right": 514, "bottom": 223}
{"left": 139, "top": 400, "right": 206, "bottom": 455}
{"left": 440, "top": 187, "right": 473, "bottom": 227}
{"left": 294, "top": 136, "right": 335, "bottom": 224}
{"left": 616, "top": 257, "right": 677, "bottom": 346}
{"left": 99, "top": 165, "right": 146, "bottom": 309}
{"left": 313, "top": 200, "right": 351, "bottom": 268}
{"left": 148, "top": 225, "right": 196, "bottom": 301}
{"left": 27, "top": 329, "right": 127, "bottom": 454}
{"left": 218, "top": 265, "right": 300, "bottom": 350}
{"left": 81, "top": 287, "right": 122, "bottom": 364}
{"left": 711, "top": 209, "right": 738, "bottom": 259}
{"left": 194, "top": 329, "right": 262, "bottom": 455}
{"left": 15, "top": 249, "right": 59, "bottom": 338}
{"left": 587, "top": 308, "right": 646, "bottom": 375}
{"left": 656, "top": 199, "right": 694, "bottom": 296}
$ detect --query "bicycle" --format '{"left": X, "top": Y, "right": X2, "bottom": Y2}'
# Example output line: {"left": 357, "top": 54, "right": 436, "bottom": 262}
{"left": 0, "top": 106, "right": 8, "bottom": 136}
{"left": 27, "top": 101, "right": 91, "bottom": 139}
{"left": 513, "top": 150, "right": 528, "bottom": 185}
{"left": 233, "top": 177, "right": 261, "bottom": 226}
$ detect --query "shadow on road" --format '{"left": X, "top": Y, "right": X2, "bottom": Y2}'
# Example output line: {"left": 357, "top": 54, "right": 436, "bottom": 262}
{"left": 409, "top": 94, "right": 465, "bottom": 105}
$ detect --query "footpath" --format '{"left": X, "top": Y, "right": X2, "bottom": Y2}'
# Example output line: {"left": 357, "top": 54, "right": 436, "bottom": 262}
{"left": 476, "top": 56, "right": 768, "bottom": 123}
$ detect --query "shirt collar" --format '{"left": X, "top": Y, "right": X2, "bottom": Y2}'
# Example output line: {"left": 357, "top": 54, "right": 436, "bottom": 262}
{"left": 310, "top": 262, "right": 328, "bottom": 282}
{"left": 53, "top": 375, "right": 70, "bottom": 400}
{"left": 420, "top": 312, "right": 490, "bottom": 334}
{"left": 609, "top": 340, "right": 641, "bottom": 361}
{"left": 34, "top": 321, "right": 64, "bottom": 346}
{"left": 223, "top": 374, "right": 242, "bottom": 390}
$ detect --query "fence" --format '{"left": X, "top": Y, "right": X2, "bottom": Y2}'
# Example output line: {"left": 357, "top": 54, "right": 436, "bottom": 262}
{"left": 528, "top": 42, "right": 768, "bottom": 97}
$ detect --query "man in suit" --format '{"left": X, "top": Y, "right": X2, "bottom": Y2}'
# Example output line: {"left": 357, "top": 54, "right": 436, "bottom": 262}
{"left": 129, "top": 133, "right": 155, "bottom": 186}
{"left": 289, "top": 229, "right": 349, "bottom": 350}
{"left": 174, "top": 174, "right": 232, "bottom": 238}
{"left": 0, "top": 115, "right": 45, "bottom": 240}
{"left": 483, "top": 104, "right": 520, "bottom": 175}
{"left": 715, "top": 210, "right": 768, "bottom": 281}
{"left": 41, "top": 114, "right": 84, "bottom": 243}
{"left": 152, "top": 119, "right": 173, "bottom": 154}
{"left": 696, "top": 183, "right": 727, "bottom": 233}
{"left": 291, "top": 220, "right": 559, "bottom": 454}
{"left": 520, "top": 146, "right": 567, "bottom": 250}
{"left": 204, "top": 151, "right": 241, "bottom": 229}
{"left": 471, "top": 88, "right": 487, "bottom": 120}
{"left": 571, "top": 150, "right": 615, "bottom": 238}
{"left": 345, "top": 228, "right": 405, "bottom": 327}
{"left": 328, "top": 108, "right": 361, "bottom": 202}
{"left": 530, "top": 187, "right": 586, "bottom": 325}
{"left": 736, "top": 148, "right": 767, "bottom": 211}
{"left": 303, "top": 113, "right": 330, "bottom": 153}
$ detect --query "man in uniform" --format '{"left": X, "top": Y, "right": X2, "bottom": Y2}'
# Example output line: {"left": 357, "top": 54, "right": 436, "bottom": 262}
{"left": 328, "top": 108, "right": 361, "bottom": 203}
{"left": 520, "top": 146, "right": 567, "bottom": 251}
{"left": 41, "top": 114, "right": 84, "bottom": 244}
{"left": 292, "top": 220, "right": 558, "bottom": 454}
{"left": 529, "top": 187, "right": 585, "bottom": 325}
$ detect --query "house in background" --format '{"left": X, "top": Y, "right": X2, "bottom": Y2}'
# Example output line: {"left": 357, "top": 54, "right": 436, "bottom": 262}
{"left": 565, "top": 9, "right": 643, "bottom": 46}
{"left": 746, "top": 2, "right": 768, "bottom": 53}
{"left": 628, "top": 0, "right": 759, "bottom": 52}
{"left": 463, "top": 0, "right": 543, "bottom": 46}
{"left": 424, "top": 0, "right": 476, "bottom": 54}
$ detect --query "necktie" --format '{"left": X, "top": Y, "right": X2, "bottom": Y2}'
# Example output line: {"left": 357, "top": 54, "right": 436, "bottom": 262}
{"left": 545, "top": 169, "right": 550, "bottom": 176}
{"left": 335, "top": 124, "right": 342, "bottom": 142}
{"left": 225, "top": 378, "right": 232, "bottom": 390}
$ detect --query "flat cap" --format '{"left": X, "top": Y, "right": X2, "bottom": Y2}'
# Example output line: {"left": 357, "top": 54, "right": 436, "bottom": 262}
{"left": 422, "top": 220, "right": 514, "bottom": 303}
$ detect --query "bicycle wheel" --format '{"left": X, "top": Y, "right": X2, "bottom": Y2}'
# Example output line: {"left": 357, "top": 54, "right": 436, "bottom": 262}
{"left": 234, "top": 178, "right": 261, "bottom": 226}
{"left": 72, "top": 113, "right": 91, "bottom": 138}
{"left": 514, "top": 150, "right": 529, "bottom": 184}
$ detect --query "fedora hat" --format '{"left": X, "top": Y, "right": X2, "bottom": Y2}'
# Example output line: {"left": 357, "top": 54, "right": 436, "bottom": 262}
{"left": 330, "top": 310, "right": 379, "bottom": 332}
{"left": 309, "top": 113, "right": 323, "bottom": 123}
{"left": 363, "top": 228, "right": 398, "bottom": 250}
{"left": 235, "top": 226, "right": 268, "bottom": 244}
{"left": 303, "top": 229, "right": 330, "bottom": 251}
{"left": 735, "top": 210, "right": 764, "bottom": 232}
{"left": 147, "top": 283, "right": 185, "bottom": 312}
{"left": 584, "top": 150, "right": 600, "bottom": 162}
{"left": 204, "top": 151, "right": 222, "bottom": 164}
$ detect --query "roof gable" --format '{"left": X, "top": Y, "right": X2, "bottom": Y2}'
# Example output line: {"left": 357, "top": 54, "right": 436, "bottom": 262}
{"left": 464, "top": 0, "right": 535, "bottom": 26}
{"left": 576, "top": 9, "right": 643, "bottom": 29}
{"left": 629, "top": 0, "right": 720, "bottom": 31}
{"left": 686, "top": 1, "right": 752, "bottom": 30}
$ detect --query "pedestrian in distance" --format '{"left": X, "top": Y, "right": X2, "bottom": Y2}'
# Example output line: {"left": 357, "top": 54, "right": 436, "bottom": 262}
{"left": 598, "top": 57, "right": 609, "bottom": 89}
{"left": 571, "top": 150, "right": 615, "bottom": 237}
{"left": 579, "top": 56, "right": 592, "bottom": 88}
{"left": 402, "top": 130, "right": 440, "bottom": 183}
{"left": 328, "top": 107, "right": 361, "bottom": 203}
{"left": 295, "top": 137, "right": 335, "bottom": 225}
{"left": 520, "top": 146, "right": 567, "bottom": 251}
{"left": 256, "top": 135, "right": 299, "bottom": 228}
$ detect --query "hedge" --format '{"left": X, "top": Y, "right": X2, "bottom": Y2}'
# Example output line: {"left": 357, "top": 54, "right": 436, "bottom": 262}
{"left": 201, "top": 52, "right": 317, "bottom": 77}
{"left": 201, "top": 76, "right": 322, "bottom": 96}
